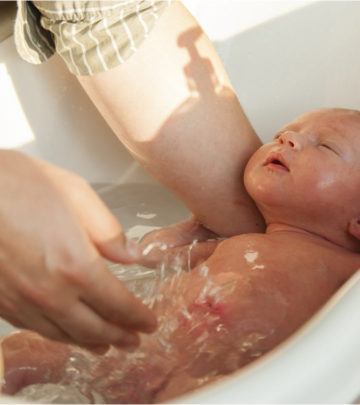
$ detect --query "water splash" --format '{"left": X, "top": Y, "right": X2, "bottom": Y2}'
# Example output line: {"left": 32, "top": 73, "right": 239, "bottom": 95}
{"left": 244, "top": 250, "right": 258, "bottom": 263}
{"left": 11, "top": 219, "right": 270, "bottom": 403}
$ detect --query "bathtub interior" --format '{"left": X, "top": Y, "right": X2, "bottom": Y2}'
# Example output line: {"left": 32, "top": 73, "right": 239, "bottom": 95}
{"left": 0, "top": 0, "right": 360, "bottom": 403}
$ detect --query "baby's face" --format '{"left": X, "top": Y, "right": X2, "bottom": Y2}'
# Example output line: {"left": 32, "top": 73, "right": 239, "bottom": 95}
{"left": 244, "top": 108, "right": 360, "bottom": 231}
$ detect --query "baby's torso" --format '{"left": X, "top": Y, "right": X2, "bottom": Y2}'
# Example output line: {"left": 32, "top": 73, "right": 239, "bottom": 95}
{"left": 4, "top": 232, "right": 359, "bottom": 404}
{"left": 154, "top": 232, "right": 360, "bottom": 400}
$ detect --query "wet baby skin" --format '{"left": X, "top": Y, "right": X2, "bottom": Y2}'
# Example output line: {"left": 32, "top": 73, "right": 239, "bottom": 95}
{"left": 2, "top": 108, "right": 360, "bottom": 403}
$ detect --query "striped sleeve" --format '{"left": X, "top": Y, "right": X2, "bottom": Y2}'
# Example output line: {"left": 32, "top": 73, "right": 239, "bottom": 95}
{"left": 15, "top": 1, "right": 172, "bottom": 76}
{"left": 15, "top": 1, "right": 55, "bottom": 64}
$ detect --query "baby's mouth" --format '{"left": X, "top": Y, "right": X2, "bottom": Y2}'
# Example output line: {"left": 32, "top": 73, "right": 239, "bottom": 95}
{"left": 264, "top": 153, "right": 290, "bottom": 171}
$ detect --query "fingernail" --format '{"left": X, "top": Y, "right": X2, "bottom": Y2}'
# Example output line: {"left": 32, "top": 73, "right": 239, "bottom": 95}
{"left": 126, "top": 239, "right": 141, "bottom": 260}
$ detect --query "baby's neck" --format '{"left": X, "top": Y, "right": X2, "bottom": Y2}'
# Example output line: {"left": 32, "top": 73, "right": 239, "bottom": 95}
{"left": 266, "top": 223, "right": 316, "bottom": 237}
{"left": 265, "top": 223, "right": 348, "bottom": 251}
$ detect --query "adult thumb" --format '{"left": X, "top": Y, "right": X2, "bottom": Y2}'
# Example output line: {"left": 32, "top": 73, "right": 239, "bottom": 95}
{"left": 97, "top": 233, "right": 142, "bottom": 264}
{"left": 74, "top": 187, "right": 142, "bottom": 263}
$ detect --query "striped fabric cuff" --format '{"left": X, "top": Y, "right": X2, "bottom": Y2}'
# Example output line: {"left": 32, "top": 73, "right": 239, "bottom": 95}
{"left": 15, "top": 1, "right": 171, "bottom": 76}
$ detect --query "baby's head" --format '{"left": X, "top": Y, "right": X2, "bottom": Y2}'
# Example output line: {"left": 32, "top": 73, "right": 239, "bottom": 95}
{"left": 244, "top": 108, "right": 360, "bottom": 251}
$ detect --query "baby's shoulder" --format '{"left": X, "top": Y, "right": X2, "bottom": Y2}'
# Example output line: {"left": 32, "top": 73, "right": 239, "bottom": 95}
{"left": 210, "top": 232, "right": 325, "bottom": 272}
{"left": 209, "top": 233, "right": 276, "bottom": 268}
{"left": 211, "top": 232, "right": 360, "bottom": 281}
{"left": 215, "top": 233, "right": 273, "bottom": 254}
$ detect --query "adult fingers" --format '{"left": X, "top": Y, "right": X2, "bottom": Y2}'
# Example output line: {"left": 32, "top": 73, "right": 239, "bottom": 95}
{"left": 3, "top": 310, "right": 71, "bottom": 344}
{"left": 9, "top": 277, "right": 144, "bottom": 348}
{"left": 3, "top": 299, "right": 140, "bottom": 350}
{"left": 80, "top": 258, "right": 157, "bottom": 334}
{"left": 48, "top": 300, "right": 141, "bottom": 348}
{"left": 70, "top": 182, "right": 141, "bottom": 264}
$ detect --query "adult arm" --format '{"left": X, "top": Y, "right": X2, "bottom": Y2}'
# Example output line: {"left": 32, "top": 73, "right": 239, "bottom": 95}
{"left": 77, "top": 2, "right": 265, "bottom": 237}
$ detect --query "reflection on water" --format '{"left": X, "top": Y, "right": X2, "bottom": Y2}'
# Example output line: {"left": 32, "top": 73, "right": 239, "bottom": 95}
{"left": 98, "top": 182, "right": 190, "bottom": 299}
{"left": 93, "top": 182, "right": 190, "bottom": 235}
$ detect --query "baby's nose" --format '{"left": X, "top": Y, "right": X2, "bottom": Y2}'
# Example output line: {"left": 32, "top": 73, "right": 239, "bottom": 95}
{"left": 278, "top": 131, "right": 304, "bottom": 150}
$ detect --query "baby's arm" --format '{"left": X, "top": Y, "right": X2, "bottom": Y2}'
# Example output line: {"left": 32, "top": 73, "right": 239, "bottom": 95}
{"left": 140, "top": 217, "right": 221, "bottom": 269}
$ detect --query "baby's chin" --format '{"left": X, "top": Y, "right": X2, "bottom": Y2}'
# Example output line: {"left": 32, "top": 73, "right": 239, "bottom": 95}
{"left": 244, "top": 176, "right": 278, "bottom": 209}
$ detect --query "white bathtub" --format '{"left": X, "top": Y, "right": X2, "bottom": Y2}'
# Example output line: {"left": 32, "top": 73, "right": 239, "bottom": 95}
{"left": 1, "top": 1, "right": 360, "bottom": 403}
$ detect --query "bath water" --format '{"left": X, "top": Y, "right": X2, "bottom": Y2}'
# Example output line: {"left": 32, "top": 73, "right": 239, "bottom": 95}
{"left": 7, "top": 183, "right": 268, "bottom": 403}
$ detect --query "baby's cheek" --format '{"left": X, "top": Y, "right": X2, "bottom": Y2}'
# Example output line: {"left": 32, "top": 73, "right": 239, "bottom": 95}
{"left": 300, "top": 168, "right": 351, "bottom": 214}
{"left": 313, "top": 170, "right": 340, "bottom": 191}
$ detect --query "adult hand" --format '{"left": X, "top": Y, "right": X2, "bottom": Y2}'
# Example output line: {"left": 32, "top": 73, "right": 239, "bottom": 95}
{"left": 0, "top": 150, "right": 156, "bottom": 348}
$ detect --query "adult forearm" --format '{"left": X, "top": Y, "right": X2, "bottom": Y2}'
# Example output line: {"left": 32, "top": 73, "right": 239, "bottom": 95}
{"left": 78, "top": 2, "right": 265, "bottom": 236}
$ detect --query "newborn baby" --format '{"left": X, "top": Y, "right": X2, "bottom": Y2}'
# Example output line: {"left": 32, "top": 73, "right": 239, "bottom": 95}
{"left": 1, "top": 108, "right": 360, "bottom": 403}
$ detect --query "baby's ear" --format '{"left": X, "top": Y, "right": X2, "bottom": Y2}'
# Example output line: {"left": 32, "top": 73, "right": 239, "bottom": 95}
{"left": 348, "top": 217, "right": 360, "bottom": 240}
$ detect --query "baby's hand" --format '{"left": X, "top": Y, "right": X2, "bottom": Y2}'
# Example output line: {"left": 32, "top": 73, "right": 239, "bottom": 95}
{"left": 139, "top": 217, "right": 220, "bottom": 269}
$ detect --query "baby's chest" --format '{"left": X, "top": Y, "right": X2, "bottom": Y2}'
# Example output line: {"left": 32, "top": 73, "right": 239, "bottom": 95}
{"left": 200, "top": 238, "right": 344, "bottom": 324}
